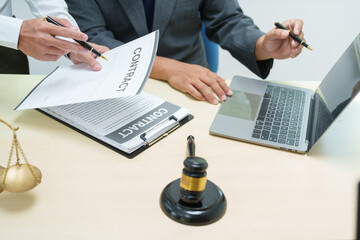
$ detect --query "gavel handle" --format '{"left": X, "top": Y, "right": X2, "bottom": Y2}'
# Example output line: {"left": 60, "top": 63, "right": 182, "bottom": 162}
{"left": 187, "top": 135, "right": 195, "bottom": 157}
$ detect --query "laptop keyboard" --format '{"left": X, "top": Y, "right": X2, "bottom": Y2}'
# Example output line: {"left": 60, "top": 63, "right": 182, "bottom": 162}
{"left": 252, "top": 84, "right": 306, "bottom": 147}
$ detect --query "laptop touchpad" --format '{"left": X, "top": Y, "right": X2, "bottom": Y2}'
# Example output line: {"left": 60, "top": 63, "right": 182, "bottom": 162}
{"left": 219, "top": 90, "right": 261, "bottom": 121}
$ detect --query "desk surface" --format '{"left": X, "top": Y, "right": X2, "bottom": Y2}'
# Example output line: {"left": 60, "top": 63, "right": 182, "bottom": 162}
{"left": 1, "top": 74, "right": 360, "bottom": 240}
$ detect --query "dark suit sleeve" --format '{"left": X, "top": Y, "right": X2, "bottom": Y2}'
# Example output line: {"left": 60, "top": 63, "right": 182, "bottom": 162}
{"left": 200, "top": 0, "right": 273, "bottom": 79}
{"left": 66, "top": 0, "right": 124, "bottom": 49}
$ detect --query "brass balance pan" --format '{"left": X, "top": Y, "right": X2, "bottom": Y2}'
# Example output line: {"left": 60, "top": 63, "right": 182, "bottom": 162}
{"left": 0, "top": 164, "right": 41, "bottom": 193}
{"left": 0, "top": 166, "right": 4, "bottom": 193}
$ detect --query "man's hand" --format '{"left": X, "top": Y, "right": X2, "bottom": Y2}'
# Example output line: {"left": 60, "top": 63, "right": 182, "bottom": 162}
{"left": 151, "top": 56, "right": 232, "bottom": 105}
{"left": 18, "top": 17, "right": 87, "bottom": 61}
{"left": 255, "top": 19, "right": 305, "bottom": 60}
{"left": 68, "top": 43, "right": 109, "bottom": 71}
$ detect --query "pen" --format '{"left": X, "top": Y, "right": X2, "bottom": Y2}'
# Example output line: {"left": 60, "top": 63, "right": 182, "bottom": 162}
{"left": 274, "top": 21, "right": 312, "bottom": 51}
{"left": 44, "top": 15, "right": 108, "bottom": 60}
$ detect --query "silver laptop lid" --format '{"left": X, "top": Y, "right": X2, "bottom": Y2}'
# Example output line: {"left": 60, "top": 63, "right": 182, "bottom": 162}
{"left": 307, "top": 34, "right": 360, "bottom": 150}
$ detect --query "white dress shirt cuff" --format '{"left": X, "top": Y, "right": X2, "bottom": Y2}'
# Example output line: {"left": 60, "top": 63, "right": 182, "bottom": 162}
{"left": 0, "top": 15, "right": 23, "bottom": 49}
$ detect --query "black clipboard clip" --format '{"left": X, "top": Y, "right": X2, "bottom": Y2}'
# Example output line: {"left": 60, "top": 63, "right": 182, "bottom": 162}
{"left": 140, "top": 115, "right": 180, "bottom": 146}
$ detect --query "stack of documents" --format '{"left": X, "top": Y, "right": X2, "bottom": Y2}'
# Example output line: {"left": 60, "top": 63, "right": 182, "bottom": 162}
{"left": 16, "top": 31, "right": 191, "bottom": 157}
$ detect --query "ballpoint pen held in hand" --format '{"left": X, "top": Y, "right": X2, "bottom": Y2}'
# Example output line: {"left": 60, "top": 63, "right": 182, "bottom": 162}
{"left": 274, "top": 21, "right": 312, "bottom": 51}
{"left": 44, "top": 16, "right": 108, "bottom": 60}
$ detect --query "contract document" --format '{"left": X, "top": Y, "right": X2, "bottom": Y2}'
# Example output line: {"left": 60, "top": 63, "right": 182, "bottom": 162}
{"left": 16, "top": 30, "right": 192, "bottom": 157}
{"left": 16, "top": 31, "right": 159, "bottom": 110}
{"left": 39, "top": 92, "right": 191, "bottom": 157}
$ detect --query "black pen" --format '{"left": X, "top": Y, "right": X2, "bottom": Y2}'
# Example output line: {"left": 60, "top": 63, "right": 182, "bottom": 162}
{"left": 44, "top": 15, "right": 108, "bottom": 60}
{"left": 274, "top": 21, "right": 312, "bottom": 51}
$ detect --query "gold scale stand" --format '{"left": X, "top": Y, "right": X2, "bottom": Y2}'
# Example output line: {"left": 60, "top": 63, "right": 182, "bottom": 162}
{"left": 0, "top": 118, "right": 41, "bottom": 194}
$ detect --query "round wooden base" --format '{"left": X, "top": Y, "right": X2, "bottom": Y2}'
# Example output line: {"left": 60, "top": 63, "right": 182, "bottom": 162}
{"left": 160, "top": 179, "right": 226, "bottom": 226}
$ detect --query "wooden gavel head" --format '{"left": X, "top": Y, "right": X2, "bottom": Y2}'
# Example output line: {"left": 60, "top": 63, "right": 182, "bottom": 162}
{"left": 179, "top": 156, "right": 208, "bottom": 204}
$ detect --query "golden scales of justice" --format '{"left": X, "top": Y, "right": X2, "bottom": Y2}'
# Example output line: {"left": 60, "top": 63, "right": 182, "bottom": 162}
{"left": 0, "top": 118, "right": 41, "bottom": 194}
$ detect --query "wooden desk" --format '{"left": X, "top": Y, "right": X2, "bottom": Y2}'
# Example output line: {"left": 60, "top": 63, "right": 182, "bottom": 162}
{"left": 1, "top": 74, "right": 360, "bottom": 240}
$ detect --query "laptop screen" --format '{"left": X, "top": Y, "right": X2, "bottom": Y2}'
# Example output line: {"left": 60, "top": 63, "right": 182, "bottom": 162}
{"left": 308, "top": 34, "right": 360, "bottom": 149}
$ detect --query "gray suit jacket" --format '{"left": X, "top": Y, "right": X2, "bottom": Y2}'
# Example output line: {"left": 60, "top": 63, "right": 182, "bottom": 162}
{"left": 66, "top": 0, "right": 273, "bottom": 79}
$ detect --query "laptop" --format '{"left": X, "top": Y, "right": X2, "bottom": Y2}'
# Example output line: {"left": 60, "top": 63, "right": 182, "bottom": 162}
{"left": 210, "top": 33, "right": 360, "bottom": 153}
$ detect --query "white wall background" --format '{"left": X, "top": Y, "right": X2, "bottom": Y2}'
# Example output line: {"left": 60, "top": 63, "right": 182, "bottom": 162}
{"left": 11, "top": 0, "right": 360, "bottom": 81}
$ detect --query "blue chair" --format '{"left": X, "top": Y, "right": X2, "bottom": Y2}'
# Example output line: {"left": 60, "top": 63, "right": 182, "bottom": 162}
{"left": 201, "top": 22, "right": 219, "bottom": 73}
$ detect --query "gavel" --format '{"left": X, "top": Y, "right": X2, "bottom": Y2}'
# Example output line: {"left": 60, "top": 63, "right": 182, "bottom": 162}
{"left": 179, "top": 135, "right": 208, "bottom": 204}
{"left": 160, "top": 135, "right": 227, "bottom": 226}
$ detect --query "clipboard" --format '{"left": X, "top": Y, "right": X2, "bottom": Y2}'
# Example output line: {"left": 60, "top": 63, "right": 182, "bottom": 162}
{"left": 38, "top": 109, "right": 194, "bottom": 159}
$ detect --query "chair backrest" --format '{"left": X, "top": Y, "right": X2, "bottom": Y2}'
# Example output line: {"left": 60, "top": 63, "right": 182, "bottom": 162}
{"left": 201, "top": 22, "right": 219, "bottom": 73}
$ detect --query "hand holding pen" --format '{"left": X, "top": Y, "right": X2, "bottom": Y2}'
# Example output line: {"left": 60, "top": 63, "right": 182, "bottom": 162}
{"left": 255, "top": 19, "right": 308, "bottom": 60}
{"left": 274, "top": 21, "right": 312, "bottom": 51}
{"left": 44, "top": 16, "right": 108, "bottom": 61}
{"left": 18, "top": 17, "right": 88, "bottom": 61}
